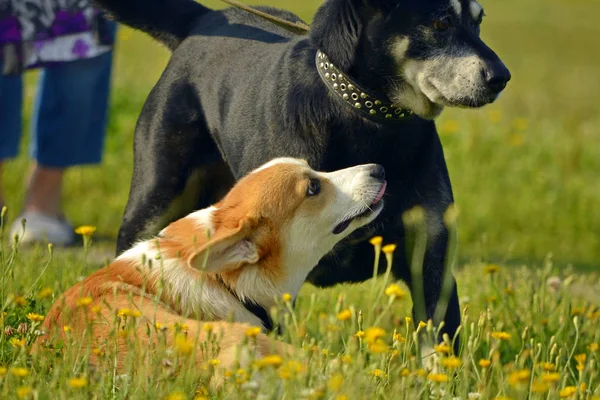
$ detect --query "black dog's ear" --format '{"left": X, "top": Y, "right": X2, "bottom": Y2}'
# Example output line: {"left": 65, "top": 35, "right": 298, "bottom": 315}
{"left": 310, "top": 0, "right": 373, "bottom": 71}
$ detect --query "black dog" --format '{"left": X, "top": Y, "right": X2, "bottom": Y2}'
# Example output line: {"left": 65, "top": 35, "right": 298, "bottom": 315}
{"left": 94, "top": 0, "right": 510, "bottom": 347}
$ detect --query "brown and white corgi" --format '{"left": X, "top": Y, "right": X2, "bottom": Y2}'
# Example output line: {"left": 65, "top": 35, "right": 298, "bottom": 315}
{"left": 36, "top": 158, "right": 387, "bottom": 371}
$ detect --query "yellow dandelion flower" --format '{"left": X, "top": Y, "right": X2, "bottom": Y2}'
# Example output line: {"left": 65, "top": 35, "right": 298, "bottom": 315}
{"left": 369, "top": 369, "right": 387, "bottom": 378}
{"left": 576, "top": 363, "right": 585, "bottom": 372}
{"left": 282, "top": 293, "right": 292, "bottom": 302}
{"left": 369, "top": 236, "right": 383, "bottom": 246}
{"left": 208, "top": 359, "right": 220, "bottom": 367}
{"left": 16, "top": 387, "right": 31, "bottom": 399}
{"left": 508, "top": 369, "right": 531, "bottom": 386}
{"left": 14, "top": 296, "right": 27, "bottom": 306}
{"left": 63, "top": 325, "right": 71, "bottom": 333}
{"left": 580, "top": 383, "right": 586, "bottom": 392}
{"left": 76, "top": 297, "right": 92, "bottom": 307}
{"left": 91, "top": 305, "right": 102, "bottom": 314}
{"left": 400, "top": 368, "right": 410, "bottom": 377}
{"left": 489, "top": 110, "right": 502, "bottom": 123}
{"left": 201, "top": 323, "right": 212, "bottom": 332}
{"left": 328, "top": 373, "right": 344, "bottom": 391}
{"left": 427, "top": 373, "right": 449, "bottom": 383}
{"left": 414, "top": 369, "right": 427, "bottom": 377}
{"left": 439, "top": 120, "right": 459, "bottom": 135}
{"left": 175, "top": 322, "right": 190, "bottom": 332}
{"left": 418, "top": 321, "right": 427, "bottom": 329}
{"left": 117, "top": 308, "right": 142, "bottom": 318}
{"left": 532, "top": 381, "right": 550, "bottom": 393}
{"left": 574, "top": 353, "right": 586, "bottom": 364}
{"left": 364, "top": 327, "right": 386, "bottom": 343}
{"left": 484, "top": 264, "right": 501, "bottom": 274}
{"left": 491, "top": 331, "right": 511, "bottom": 341}
{"left": 68, "top": 377, "right": 88, "bottom": 388}
{"left": 165, "top": 391, "right": 186, "bottom": 400}
{"left": 509, "top": 133, "right": 524, "bottom": 147}
{"left": 382, "top": 244, "right": 397, "bottom": 254}
{"left": 588, "top": 343, "right": 599, "bottom": 352}
{"left": 26, "top": 313, "right": 44, "bottom": 322}
{"left": 559, "top": 386, "right": 577, "bottom": 398}
{"left": 337, "top": 309, "right": 352, "bottom": 321}
{"left": 37, "top": 287, "right": 53, "bottom": 299}
{"left": 384, "top": 283, "right": 406, "bottom": 299}
{"left": 368, "top": 339, "right": 389, "bottom": 353}
{"left": 541, "top": 373, "right": 560, "bottom": 383}
{"left": 356, "top": 330, "right": 365, "bottom": 339}
{"left": 9, "top": 338, "right": 26, "bottom": 348}
{"left": 245, "top": 326, "right": 261, "bottom": 337}
{"left": 257, "top": 354, "right": 283, "bottom": 368}
{"left": 435, "top": 344, "right": 451, "bottom": 354}
{"left": 478, "top": 359, "right": 491, "bottom": 368}
{"left": 441, "top": 356, "right": 462, "bottom": 369}
{"left": 393, "top": 332, "right": 406, "bottom": 343}
{"left": 336, "top": 395, "right": 349, "bottom": 400}
{"left": 279, "top": 360, "right": 305, "bottom": 378}
{"left": 10, "top": 367, "right": 29, "bottom": 378}
{"left": 321, "top": 349, "right": 334, "bottom": 357}
{"left": 92, "top": 348, "right": 105, "bottom": 357}
{"left": 341, "top": 355, "right": 353, "bottom": 364}
{"left": 540, "top": 362, "right": 556, "bottom": 371}
{"left": 0, "top": 367, "right": 6, "bottom": 376}
{"left": 174, "top": 334, "right": 194, "bottom": 355}
{"left": 75, "top": 225, "right": 96, "bottom": 237}
{"left": 514, "top": 117, "right": 529, "bottom": 131}
{"left": 571, "top": 307, "right": 586, "bottom": 316}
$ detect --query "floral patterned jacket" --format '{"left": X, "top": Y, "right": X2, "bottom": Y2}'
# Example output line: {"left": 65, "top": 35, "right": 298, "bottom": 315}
{"left": 0, "top": 0, "right": 115, "bottom": 75}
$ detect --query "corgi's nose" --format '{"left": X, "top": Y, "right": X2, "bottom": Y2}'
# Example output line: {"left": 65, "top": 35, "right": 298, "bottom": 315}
{"left": 369, "top": 165, "right": 385, "bottom": 181}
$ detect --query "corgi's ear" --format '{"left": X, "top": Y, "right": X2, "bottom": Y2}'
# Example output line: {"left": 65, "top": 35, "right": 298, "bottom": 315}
{"left": 187, "top": 217, "right": 259, "bottom": 273}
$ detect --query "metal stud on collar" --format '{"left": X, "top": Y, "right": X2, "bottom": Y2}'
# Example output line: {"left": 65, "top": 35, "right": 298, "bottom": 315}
{"left": 315, "top": 50, "right": 413, "bottom": 123}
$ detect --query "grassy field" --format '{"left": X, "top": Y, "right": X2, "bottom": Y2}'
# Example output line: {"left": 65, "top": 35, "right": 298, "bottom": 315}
{"left": 1, "top": 0, "right": 599, "bottom": 397}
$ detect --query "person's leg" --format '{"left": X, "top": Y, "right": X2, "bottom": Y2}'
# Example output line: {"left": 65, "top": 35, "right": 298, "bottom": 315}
{"left": 10, "top": 47, "right": 115, "bottom": 244}
{"left": 0, "top": 66, "right": 24, "bottom": 208}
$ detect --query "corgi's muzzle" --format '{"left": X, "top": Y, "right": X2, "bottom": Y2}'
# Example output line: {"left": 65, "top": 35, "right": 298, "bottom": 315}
{"left": 332, "top": 164, "right": 386, "bottom": 235}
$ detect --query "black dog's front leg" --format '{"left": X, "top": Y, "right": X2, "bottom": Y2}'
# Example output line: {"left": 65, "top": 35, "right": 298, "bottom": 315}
{"left": 395, "top": 219, "right": 461, "bottom": 352}
{"left": 116, "top": 80, "right": 224, "bottom": 254}
{"left": 394, "top": 132, "right": 461, "bottom": 352}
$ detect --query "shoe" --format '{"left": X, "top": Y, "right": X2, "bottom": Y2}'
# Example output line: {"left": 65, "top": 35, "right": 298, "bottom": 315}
{"left": 9, "top": 211, "right": 75, "bottom": 246}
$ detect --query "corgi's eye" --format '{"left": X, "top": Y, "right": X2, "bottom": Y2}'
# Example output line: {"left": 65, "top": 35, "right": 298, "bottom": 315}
{"left": 307, "top": 178, "right": 321, "bottom": 197}
{"left": 433, "top": 17, "right": 452, "bottom": 31}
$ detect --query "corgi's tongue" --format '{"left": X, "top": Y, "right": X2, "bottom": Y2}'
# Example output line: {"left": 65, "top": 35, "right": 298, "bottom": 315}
{"left": 372, "top": 181, "right": 387, "bottom": 205}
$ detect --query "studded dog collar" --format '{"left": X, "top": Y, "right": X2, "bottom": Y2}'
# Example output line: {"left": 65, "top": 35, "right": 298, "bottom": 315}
{"left": 316, "top": 51, "right": 413, "bottom": 123}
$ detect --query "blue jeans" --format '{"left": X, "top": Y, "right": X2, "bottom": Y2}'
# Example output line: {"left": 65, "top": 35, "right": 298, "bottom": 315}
{"left": 0, "top": 41, "right": 115, "bottom": 168}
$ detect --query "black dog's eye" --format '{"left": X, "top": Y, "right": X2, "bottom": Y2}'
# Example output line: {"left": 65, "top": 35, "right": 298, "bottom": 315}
{"left": 433, "top": 17, "right": 452, "bottom": 32}
{"left": 306, "top": 178, "right": 321, "bottom": 197}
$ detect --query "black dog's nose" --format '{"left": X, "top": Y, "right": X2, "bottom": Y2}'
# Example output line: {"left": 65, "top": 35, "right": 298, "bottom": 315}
{"left": 369, "top": 165, "right": 385, "bottom": 181}
{"left": 483, "top": 62, "right": 511, "bottom": 94}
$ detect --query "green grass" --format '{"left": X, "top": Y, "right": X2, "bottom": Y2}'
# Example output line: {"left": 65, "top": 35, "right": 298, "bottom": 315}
{"left": 0, "top": 0, "right": 599, "bottom": 397}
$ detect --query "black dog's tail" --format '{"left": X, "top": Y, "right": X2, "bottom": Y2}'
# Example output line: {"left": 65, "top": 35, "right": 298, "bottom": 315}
{"left": 93, "top": 0, "right": 210, "bottom": 50}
